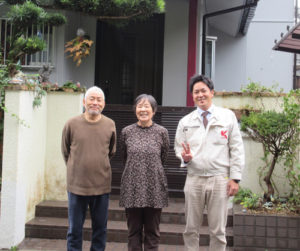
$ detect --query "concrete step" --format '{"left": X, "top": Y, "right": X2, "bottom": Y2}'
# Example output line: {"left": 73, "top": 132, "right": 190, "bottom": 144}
{"left": 35, "top": 199, "right": 233, "bottom": 227}
{"left": 17, "top": 238, "right": 233, "bottom": 251}
{"left": 25, "top": 217, "right": 233, "bottom": 246}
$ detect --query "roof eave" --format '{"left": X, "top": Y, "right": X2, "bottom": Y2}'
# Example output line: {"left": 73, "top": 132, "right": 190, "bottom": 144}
{"left": 238, "top": 0, "right": 258, "bottom": 35}
{"left": 273, "top": 22, "right": 300, "bottom": 54}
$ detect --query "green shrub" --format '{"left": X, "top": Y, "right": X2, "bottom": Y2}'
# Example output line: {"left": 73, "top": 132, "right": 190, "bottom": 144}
{"left": 240, "top": 88, "right": 300, "bottom": 202}
{"left": 234, "top": 187, "right": 261, "bottom": 209}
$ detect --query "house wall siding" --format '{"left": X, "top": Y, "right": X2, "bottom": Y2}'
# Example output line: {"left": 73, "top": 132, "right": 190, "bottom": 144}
{"left": 211, "top": 26, "right": 247, "bottom": 91}
{"left": 162, "top": 0, "right": 189, "bottom": 106}
{"left": 213, "top": 0, "right": 294, "bottom": 92}
{"left": 50, "top": 11, "right": 97, "bottom": 87}
{"left": 245, "top": 0, "right": 294, "bottom": 91}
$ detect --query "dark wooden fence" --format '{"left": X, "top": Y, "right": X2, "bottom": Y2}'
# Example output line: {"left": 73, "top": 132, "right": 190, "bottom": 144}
{"left": 103, "top": 105, "right": 195, "bottom": 197}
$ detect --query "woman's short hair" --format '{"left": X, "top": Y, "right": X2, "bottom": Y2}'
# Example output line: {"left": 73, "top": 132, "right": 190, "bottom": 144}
{"left": 134, "top": 94, "right": 158, "bottom": 113}
{"left": 84, "top": 86, "right": 105, "bottom": 100}
{"left": 189, "top": 74, "right": 214, "bottom": 93}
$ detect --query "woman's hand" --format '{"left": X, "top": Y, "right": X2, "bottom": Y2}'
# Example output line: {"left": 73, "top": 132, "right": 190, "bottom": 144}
{"left": 181, "top": 142, "right": 193, "bottom": 163}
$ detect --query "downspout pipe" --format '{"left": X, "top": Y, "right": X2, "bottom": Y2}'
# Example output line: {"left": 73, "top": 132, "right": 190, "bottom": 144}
{"left": 293, "top": 0, "right": 298, "bottom": 89}
{"left": 201, "top": 0, "right": 259, "bottom": 75}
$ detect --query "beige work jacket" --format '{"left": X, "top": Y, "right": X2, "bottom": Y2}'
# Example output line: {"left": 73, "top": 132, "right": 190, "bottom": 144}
{"left": 174, "top": 106, "right": 244, "bottom": 180}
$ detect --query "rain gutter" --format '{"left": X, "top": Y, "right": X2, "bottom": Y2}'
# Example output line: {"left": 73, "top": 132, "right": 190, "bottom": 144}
{"left": 201, "top": 0, "right": 259, "bottom": 75}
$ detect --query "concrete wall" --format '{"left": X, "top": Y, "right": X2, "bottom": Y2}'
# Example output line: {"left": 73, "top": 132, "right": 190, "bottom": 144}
{"left": 0, "top": 89, "right": 83, "bottom": 248}
{"left": 162, "top": 0, "right": 189, "bottom": 106}
{"left": 44, "top": 92, "right": 83, "bottom": 200}
{"left": 241, "top": 137, "right": 292, "bottom": 197}
{"left": 0, "top": 90, "right": 47, "bottom": 248}
{"left": 213, "top": 93, "right": 283, "bottom": 111}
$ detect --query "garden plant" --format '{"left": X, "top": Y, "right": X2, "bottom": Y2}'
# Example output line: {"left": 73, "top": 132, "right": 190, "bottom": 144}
{"left": 239, "top": 82, "right": 300, "bottom": 213}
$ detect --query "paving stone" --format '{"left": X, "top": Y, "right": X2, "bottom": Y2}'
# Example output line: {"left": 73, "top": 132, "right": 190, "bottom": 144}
{"left": 17, "top": 238, "right": 234, "bottom": 251}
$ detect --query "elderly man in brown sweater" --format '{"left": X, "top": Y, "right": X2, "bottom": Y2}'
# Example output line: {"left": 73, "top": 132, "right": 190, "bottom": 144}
{"left": 62, "top": 86, "right": 116, "bottom": 251}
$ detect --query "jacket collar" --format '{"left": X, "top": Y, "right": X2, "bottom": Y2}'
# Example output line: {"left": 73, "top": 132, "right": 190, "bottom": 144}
{"left": 192, "top": 104, "right": 216, "bottom": 119}
{"left": 191, "top": 104, "right": 223, "bottom": 126}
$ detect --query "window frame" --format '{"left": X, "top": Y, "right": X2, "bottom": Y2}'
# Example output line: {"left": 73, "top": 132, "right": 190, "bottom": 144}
{"left": 205, "top": 36, "right": 217, "bottom": 82}
{"left": 0, "top": 17, "right": 56, "bottom": 68}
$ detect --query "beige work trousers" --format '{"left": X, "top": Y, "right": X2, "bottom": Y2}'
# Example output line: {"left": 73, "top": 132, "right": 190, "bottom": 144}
{"left": 183, "top": 174, "right": 229, "bottom": 251}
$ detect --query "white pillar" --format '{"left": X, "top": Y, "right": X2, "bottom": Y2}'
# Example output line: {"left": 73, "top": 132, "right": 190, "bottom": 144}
{"left": 0, "top": 89, "right": 47, "bottom": 248}
{"left": 0, "top": 89, "right": 84, "bottom": 248}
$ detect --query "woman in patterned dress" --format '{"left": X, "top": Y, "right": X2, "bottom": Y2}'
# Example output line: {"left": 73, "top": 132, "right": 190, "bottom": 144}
{"left": 119, "top": 94, "right": 170, "bottom": 251}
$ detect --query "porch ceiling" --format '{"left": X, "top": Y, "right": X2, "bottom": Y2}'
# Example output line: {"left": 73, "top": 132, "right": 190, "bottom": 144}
{"left": 273, "top": 22, "right": 300, "bottom": 54}
{"left": 205, "top": 0, "right": 257, "bottom": 37}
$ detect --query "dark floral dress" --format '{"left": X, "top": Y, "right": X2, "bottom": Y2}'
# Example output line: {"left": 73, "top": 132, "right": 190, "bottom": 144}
{"left": 119, "top": 123, "right": 170, "bottom": 208}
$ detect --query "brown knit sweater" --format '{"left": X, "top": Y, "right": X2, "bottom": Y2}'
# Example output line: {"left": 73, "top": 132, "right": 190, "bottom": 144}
{"left": 61, "top": 114, "right": 116, "bottom": 196}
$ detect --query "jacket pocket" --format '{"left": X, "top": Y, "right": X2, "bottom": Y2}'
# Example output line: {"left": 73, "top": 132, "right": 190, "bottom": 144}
{"left": 183, "top": 126, "right": 203, "bottom": 146}
{"left": 210, "top": 125, "right": 229, "bottom": 145}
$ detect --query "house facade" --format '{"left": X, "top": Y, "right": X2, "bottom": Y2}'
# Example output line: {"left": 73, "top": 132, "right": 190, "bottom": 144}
{"left": 0, "top": 1, "right": 297, "bottom": 247}
{"left": 0, "top": 0, "right": 295, "bottom": 106}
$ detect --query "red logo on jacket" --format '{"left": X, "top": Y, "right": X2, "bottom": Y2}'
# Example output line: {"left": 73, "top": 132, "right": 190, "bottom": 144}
{"left": 221, "top": 130, "right": 228, "bottom": 139}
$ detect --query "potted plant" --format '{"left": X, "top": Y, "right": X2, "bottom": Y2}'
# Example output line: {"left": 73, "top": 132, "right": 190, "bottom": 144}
{"left": 62, "top": 81, "right": 84, "bottom": 92}
{"left": 64, "top": 29, "right": 93, "bottom": 67}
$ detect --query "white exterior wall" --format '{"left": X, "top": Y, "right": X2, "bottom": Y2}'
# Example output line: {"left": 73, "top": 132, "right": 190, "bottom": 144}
{"left": 0, "top": 90, "right": 83, "bottom": 248}
{"left": 162, "top": 0, "right": 189, "bottom": 106}
{"left": 241, "top": 137, "right": 291, "bottom": 196}
{"left": 44, "top": 92, "right": 83, "bottom": 200}
{"left": 0, "top": 90, "right": 47, "bottom": 248}
{"left": 213, "top": 0, "right": 294, "bottom": 92}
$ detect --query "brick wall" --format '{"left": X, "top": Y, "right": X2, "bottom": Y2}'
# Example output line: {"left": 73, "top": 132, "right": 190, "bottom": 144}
{"left": 234, "top": 205, "right": 300, "bottom": 250}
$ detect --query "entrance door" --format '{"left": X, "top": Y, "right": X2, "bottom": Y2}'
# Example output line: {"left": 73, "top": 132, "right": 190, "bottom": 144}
{"left": 95, "top": 14, "right": 164, "bottom": 104}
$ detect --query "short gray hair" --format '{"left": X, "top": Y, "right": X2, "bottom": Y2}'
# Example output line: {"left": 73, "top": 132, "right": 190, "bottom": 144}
{"left": 84, "top": 86, "right": 105, "bottom": 100}
{"left": 134, "top": 94, "right": 157, "bottom": 113}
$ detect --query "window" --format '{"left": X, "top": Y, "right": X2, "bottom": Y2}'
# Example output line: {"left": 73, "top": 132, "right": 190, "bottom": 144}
{"left": 0, "top": 18, "right": 55, "bottom": 67}
{"left": 205, "top": 36, "right": 217, "bottom": 81}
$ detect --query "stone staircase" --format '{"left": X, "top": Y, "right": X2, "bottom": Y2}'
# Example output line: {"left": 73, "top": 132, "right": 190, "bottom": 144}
{"left": 21, "top": 197, "right": 234, "bottom": 250}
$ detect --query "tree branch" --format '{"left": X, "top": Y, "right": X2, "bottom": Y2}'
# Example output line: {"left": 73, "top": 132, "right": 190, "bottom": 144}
{"left": 40, "top": 4, "right": 144, "bottom": 21}
{"left": 96, "top": 11, "right": 143, "bottom": 20}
